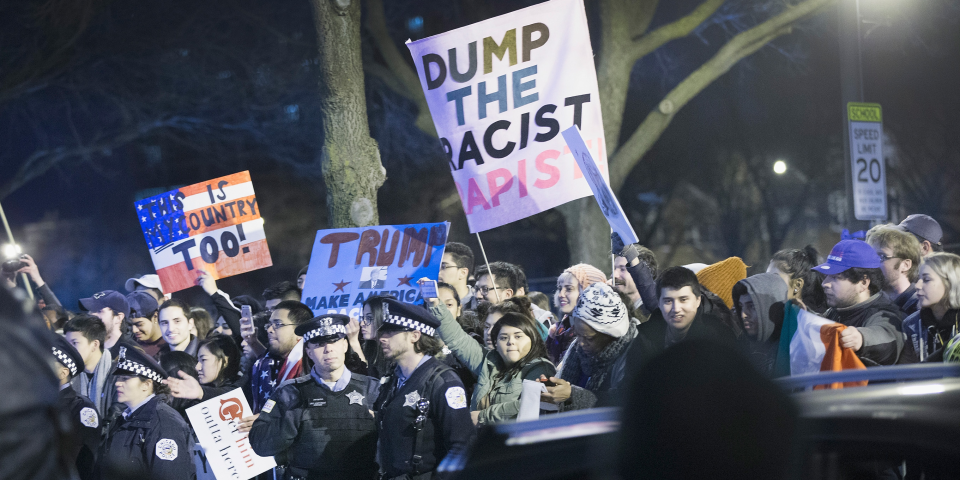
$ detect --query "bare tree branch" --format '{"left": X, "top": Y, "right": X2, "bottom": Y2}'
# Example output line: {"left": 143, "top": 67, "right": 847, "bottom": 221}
{"left": 631, "top": 0, "right": 725, "bottom": 61}
{"left": 598, "top": 0, "right": 721, "bottom": 151}
{"left": 609, "top": 0, "right": 835, "bottom": 191}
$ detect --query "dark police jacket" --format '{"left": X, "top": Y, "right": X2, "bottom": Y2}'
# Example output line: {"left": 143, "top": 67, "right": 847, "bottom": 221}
{"left": 59, "top": 385, "right": 101, "bottom": 480}
{"left": 249, "top": 372, "right": 380, "bottom": 480}
{"left": 374, "top": 356, "right": 475, "bottom": 478}
{"left": 96, "top": 395, "right": 196, "bottom": 480}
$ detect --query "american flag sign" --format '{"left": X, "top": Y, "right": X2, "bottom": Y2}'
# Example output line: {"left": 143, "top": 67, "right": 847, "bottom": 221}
{"left": 134, "top": 171, "right": 273, "bottom": 293}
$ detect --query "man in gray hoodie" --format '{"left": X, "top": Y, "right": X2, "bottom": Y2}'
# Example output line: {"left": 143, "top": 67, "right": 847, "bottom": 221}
{"left": 732, "top": 273, "right": 789, "bottom": 376}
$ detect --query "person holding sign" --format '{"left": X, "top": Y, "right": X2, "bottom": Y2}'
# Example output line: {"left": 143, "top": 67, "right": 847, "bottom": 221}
{"left": 373, "top": 298, "right": 475, "bottom": 480}
{"left": 96, "top": 346, "right": 196, "bottom": 480}
{"left": 248, "top": 314, "right": 379, "bottom": 480}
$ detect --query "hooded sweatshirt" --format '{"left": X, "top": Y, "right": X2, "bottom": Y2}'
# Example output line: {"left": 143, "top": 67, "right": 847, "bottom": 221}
{"left": 822, "top": 293, "right": 903, "bottom": 366}
{"left": 731, "top": 273, "right": 788, "bottom": 376}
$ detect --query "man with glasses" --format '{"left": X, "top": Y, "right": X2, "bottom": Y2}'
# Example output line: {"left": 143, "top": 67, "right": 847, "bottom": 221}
{"left": 475, "top": 261, "right": 555, "bottom": 327}
{"left": 247, "top": 300, "right": 314, "bottom": 413}
{"left": 438, "top": 242, "right": 477, "bottom": 310}
{"left": 866, "top": 225, "right": 923, "bottom": 317}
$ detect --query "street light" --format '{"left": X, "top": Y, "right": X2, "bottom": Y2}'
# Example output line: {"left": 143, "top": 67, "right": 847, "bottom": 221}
{"left": 1, "top": 243, "right": 21, "bottom": 259}
{"left": 773, "top": 160, "right": 788, "bottom": 175}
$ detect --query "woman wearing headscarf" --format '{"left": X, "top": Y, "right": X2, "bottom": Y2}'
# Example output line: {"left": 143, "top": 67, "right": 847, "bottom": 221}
{"left": 546, "top": 263, "right": 608, "bottom": 364}
{"left": 542, "top": 283, "right": 636, "bottom": 411}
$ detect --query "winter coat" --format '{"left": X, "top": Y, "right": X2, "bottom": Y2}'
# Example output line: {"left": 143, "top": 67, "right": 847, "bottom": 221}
{"left": 822, "top": 293, "right": 903, "bottom": 366}
{"left": 628, "top": 302, "right": 738, "bottom": 368}
{"left": 96, "top": 395, "right": 197, "bottom": 480}
{"left": 555, "top": 322, "right": 638, "bottom": 411}
{"left": 731, "top": 273, "right": 789, "bottom": 376}
{"left": 899, "top": 308, "right": 960, "bottom": 363}
{"left": 430, "top": 304, "right": 555, "bottom": 425}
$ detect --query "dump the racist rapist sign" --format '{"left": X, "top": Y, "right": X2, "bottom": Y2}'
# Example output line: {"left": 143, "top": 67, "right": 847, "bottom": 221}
{"left": 186, "top": 389, "right": 276, "bottom": 479}
{"left": 134, "top": 171, "right": 273, "bottom": 293}
{"left": 406, "top": 0, "right": 606, "bottom": 233}
{"left": 301, "top": 222, "right": 448, "bottom": 316}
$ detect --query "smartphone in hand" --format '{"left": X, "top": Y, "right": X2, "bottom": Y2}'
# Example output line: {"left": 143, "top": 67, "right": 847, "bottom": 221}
{"left": 420, "top": 280, "right": 439, "bottom": 299}
{"left": 239, "top": 305, "right": 254, "bottom": 337}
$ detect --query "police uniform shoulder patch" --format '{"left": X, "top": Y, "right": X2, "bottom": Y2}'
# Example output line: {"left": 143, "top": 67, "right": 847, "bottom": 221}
{"left": 262, "top": 399, "right": 277, "bottom": 414}
{"left": 79, "top": 407, "right": 98, "bottom": 428}
{"left": 155, "top": 438, "right": 178, "bottom": 461}
{"left": 445, "top": 386, "right": 467, "bottom": 409}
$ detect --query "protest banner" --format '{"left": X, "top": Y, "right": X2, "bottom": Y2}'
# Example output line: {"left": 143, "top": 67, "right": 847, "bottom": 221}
{"left": 134, "top": 171, "right": 273, "bottom": 293}
{"left": 561, "top": 126, "right": 638, "bottom": 244}
{"left": 301, "top": 222, "right": 448, "bottom": 316}
{"left": 186, "top": 388, "right": 276, "bottom": 480}
{"left": 406, "top": 0, "right": 606, "bottom": 233}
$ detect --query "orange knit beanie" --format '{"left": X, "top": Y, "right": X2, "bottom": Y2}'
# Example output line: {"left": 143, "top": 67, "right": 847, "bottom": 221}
{"left": 695, "top": 257, "right": 748, "bottom": 309}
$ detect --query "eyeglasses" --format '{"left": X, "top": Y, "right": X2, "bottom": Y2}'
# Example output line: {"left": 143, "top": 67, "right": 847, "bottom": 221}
{"left": 265, "top": 321, "right": 295, "bottom": 330}
{"left": 878, "top": 254, "right": 900, "bottom": 262}
{"left": 477, "top": 286, "right": 510, "bottom": 295}
{"left": 440, "top": 263, "right": 460, "bottom": 271}
{"left": 359, "top": 314, "right": 374, "bottom": 327}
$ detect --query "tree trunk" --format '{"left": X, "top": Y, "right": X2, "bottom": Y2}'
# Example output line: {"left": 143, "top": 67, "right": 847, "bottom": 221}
{"left": 311, "top": 0, "right": 386, "bottom": 228}
{"left": 557, "top": 198, "right": 614, "bottom": 275}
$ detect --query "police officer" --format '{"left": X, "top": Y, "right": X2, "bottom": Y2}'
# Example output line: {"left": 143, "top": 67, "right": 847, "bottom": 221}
{"left": 248, "top": 314, "right": 379, "bottom": 480}
{"left": 96, "top": 346, "right": 196, "bottom": 480}
{"left": 374, "top": 299, "right": 475, "bottom": 480}
{"left": 52, "top": 335, "right": 101, "bottom": 480}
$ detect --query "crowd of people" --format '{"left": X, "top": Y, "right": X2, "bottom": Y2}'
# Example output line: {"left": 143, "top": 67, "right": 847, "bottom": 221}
{"left": 1, "top": 212, "right": 957, "bottom": 480}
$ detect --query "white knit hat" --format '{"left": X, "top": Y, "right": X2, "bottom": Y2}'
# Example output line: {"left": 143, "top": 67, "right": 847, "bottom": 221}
{"left": 572, "top": 282, "right": 629, "bottom": 338}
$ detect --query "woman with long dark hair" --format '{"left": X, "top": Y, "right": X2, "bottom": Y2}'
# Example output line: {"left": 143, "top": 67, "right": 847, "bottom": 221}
{"left": 165, "top": 334, "right": 244, "bottom": 402}
{"left": 429, "top": 295, "right": 555, "bottom": 425}
{"left": 356, "top": 294, "right": 395, "bottom": 378}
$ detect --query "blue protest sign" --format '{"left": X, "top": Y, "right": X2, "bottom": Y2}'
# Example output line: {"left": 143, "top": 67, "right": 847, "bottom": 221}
{"left": 301, "top": 222, "right": 449, "bottom": 316}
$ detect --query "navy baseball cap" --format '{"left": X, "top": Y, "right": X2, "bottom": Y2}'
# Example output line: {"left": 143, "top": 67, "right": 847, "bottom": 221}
{"left": 812, "top": 240, "right": 881, "bottom": 274}
{"left": 126, "top": 291, "right": 159, "bottom": 319}
{"left": 79, "top": 290, "right": 131, "bottom": 317}
{"left": 898, "top": 214, "right": 943, "bottom": 244}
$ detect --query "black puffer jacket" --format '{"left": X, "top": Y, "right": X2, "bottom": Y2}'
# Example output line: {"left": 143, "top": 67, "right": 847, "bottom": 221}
{"left": 822, "top": 293, "right": 904, "bottom": 366}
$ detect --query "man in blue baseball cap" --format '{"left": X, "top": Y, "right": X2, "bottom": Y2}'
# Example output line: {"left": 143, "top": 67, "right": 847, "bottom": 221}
{"left": 813, "top": 239, "right": 904, "bottom": 365}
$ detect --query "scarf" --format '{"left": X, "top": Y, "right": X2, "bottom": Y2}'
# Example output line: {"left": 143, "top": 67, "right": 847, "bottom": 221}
{"left": 560, "top": 323, "right": 637, "bottom": 392}
{"left": 71, "top": 349, "right": 113, "bottom": 416}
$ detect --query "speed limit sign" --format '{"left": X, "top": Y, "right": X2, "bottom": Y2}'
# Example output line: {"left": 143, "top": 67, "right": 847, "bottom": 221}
{"left": 848, "top": 102, "right": 887, "bottom": 220}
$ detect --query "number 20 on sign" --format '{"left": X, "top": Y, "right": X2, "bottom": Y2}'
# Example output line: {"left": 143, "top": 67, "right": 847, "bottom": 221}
{"left": 848, "top": 102, "right": 887, "bottom": 221}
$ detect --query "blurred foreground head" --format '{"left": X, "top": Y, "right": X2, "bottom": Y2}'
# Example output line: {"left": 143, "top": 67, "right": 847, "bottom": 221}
{"left": 0, "top": 286, "right": 68, "bottom": 480}
{"left": 616, "top": 340, "right": 799, "bottom": 480}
